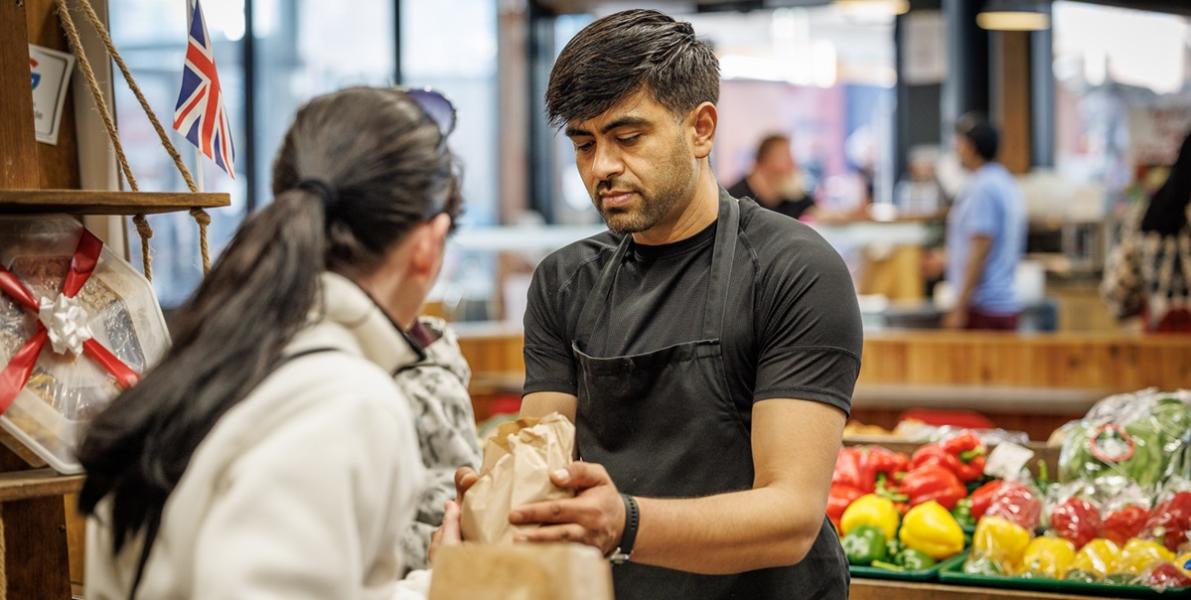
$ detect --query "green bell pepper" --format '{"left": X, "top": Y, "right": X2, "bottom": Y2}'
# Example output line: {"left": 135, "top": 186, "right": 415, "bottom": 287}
{"left": 895, "top": 548, "right": 937, "bottom": 571}
{"left": 1104, "top": 573, "right": 1137, "bottom": 586}
{"left": 951, "top": 497, "right": 975, "bottom": 529}
{"left": 843, "top": 524, "right": 888, "bottom": 566}
{"left": 963, "top": 557, "right": 1002, "bottom": 577}
{"left": 1064, "top": 569, "right": 1098, "bottom": 583}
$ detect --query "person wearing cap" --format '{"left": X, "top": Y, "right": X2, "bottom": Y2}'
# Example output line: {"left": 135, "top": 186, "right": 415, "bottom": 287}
{"left": 943, "top": 113, "right": 1027, "bottom": 330}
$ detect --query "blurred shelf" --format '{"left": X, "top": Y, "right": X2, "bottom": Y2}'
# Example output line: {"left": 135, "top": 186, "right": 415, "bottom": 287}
{"left": 0, "top": 189, "right": 230, "bottom": 215}
{"left": 0, "top": 469, "right": 83, "bottom": 503}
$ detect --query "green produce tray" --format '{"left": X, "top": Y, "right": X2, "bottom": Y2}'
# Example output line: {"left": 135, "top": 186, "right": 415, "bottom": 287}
{"left": 849, "top": 552, "right": 967, "bottom": 582}
{"left": 939, "top": 555, "right": 1191, "bottom": 598}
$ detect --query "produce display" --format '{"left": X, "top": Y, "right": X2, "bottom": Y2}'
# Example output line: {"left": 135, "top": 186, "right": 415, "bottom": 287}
{"left": 837, "top": 392, "right": 1191, "bottom": 595}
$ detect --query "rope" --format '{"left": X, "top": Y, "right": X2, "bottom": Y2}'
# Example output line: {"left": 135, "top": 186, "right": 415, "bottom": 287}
{"left": 133, "top": 215, "right": 154, "bottom": 282}
{"left": 190, "top": 208, "right": 212, "bottom": 272}
{"left": 56, "top": 0, "right": 216, "bottom": 275}
{"left": 54, "top": 0, "right": 153, "bottom": 279}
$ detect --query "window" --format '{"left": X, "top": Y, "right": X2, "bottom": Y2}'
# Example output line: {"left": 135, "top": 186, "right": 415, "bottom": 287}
{"left": 111, "top": 0, "right": 248, "bottom": 307}
{"left": 400, "top": 0, "right": 500, "bottom": 227}
{"left": 1052, "top": 1, "right": 1191, "bottom": 196}
{"left": 253, "top": 0, "right": 396, "bottom": 203}
{"left": 111, "top": 0, "right": 396, "bottom": 307}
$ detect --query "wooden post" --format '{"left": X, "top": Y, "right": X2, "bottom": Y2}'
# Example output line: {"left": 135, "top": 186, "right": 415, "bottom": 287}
{"left": 0, "top": 1, "right": 77, "bottom": 598}
{"left": 992, "top": 30, "right": 1033, "bottom": 174}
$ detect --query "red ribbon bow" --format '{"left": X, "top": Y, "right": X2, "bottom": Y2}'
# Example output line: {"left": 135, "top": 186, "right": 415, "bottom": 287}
{"left": 0, "top": 230, "right": 140, "bottom": 414}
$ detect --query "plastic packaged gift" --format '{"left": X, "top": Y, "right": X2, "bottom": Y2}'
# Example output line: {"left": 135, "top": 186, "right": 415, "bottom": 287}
{"left": 0, "top": 216, "right": 169, "bottom": 473}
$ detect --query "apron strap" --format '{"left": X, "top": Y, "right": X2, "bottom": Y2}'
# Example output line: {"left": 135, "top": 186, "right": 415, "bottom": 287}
{"left": 574, "top": 234, "right": 633, "bottom": 344}
{"left": 702, "top": 190, "right": 740, "bottom": 341}
{"left": 574, "top": 190, "right": 741, "bottom": 345}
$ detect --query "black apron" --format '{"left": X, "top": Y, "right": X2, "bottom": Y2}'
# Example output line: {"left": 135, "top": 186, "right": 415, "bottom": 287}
{"left": 571, "top": 191, "right": 849, "bottom": 599}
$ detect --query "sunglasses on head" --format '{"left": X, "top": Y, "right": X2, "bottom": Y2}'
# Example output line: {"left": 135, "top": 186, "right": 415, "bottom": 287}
{"left": 406, "top": 87, "right": 457, "bottom": 139}
{"left": 402, "top": 87, "right": 460, "bottom": 225}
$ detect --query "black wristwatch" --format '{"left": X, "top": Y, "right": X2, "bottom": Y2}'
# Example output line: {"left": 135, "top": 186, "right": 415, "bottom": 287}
{"left": 609, "top": 493, "right": 639, "bottom": 565}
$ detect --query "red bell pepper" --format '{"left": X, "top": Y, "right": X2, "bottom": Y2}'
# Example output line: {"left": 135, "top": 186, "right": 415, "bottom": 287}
{"left": 1103, "top": 505, "right": 1151, "bottom": 547}
{"left": 1143, "top": 491, "right": 1191, "bottom": 552}
{"left": 942, "top": 431, "right": 988, "bottom": 482}
{"left": 1050, "top": 497, "right": 1102, "bottom": 550}
{"left": 910, "top": 440, "right": 987, "bottom": 483}
{"left": 898, "top": 464, "right": 966, "bottom": 510}
{"left": 985, "top": 481, "right": 1042, "bottom": 532}
{"left": 970, "top": 480, "right": 1008, "bottom": 521}
{"left": 866, "top": 446, "right": 910, "bottom": 477}
{"left": 827, "top": 483, "right": 866, "bottom": 530}
{"left": 1142, "top": 563, "right": 1191, "bottom": 590}
{"left": 832, "top": 448, "right": 876, "bottom": 493}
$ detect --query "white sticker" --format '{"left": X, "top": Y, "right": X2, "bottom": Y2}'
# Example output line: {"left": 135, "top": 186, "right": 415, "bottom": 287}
{"left": 29, "top": 44, "right": 76, "bottom": 146}
{"left": 984, "top": 442, "right": 1035, "bottom": 481}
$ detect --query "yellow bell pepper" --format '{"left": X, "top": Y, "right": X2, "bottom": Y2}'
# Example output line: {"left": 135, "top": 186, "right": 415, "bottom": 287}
{"left": 1071, "top": 538, "right": 1121, "bottom": 579}
{"left": 1177, "top": 552, "right": 1191, "bottom": 577}
{"left": 1119, "top": 538, "right": 1175, "bottom": 576}
{"left": 973, "top": 516, "right": 1032, "bottom": 575}
{"left": 841, "top": 494, "right": 899, "bottom": 540}
{"left": 898, "top": 500, "right": 964, "bottom": 560}
{"left": 1021, "top": 536, "right": 1076, "bottom": 579}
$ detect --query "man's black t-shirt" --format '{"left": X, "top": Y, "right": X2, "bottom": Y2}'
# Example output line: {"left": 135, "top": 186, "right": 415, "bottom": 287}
{"left": 523, "top": 195, "right": 862, "bottom": 422}
{"left": 727, "top": 176, "right": 817, "bottom": 220}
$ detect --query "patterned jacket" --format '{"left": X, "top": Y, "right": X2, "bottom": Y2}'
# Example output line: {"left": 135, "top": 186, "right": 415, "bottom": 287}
{"left": 394, "top": 317, "right": 482, "bottom": 571}
{"left": 1102, "top": 206, "right": 1191, "bottom": 332}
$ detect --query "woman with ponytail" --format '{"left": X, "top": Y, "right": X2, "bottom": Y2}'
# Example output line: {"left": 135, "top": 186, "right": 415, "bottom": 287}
{"left": 80, "top": 86, "right": 463, "bottom": 599}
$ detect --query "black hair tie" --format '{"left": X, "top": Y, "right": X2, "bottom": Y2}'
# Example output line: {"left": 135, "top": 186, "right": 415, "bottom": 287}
{"left": 297, "top": 179, "right": 340, "bottom": 215}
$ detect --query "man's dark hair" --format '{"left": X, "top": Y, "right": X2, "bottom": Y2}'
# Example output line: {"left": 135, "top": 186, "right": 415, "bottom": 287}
{"left": 955, "top": 112, "right": 1000, "bottom": 162}
{"left": 755, "top": 134, "right": 790, "bottom": 163}
{"left": 546, "top": 9, "right": 720, "bottom": 128}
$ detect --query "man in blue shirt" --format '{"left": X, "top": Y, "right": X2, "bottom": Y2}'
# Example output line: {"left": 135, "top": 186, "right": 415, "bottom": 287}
{"left": 944, "top": 114, "right": 1027, "bottom": 330}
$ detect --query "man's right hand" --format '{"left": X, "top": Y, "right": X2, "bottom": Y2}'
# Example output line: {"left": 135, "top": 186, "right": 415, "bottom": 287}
{"left": 455, "top": 466, "right": 480, "bottom": 502}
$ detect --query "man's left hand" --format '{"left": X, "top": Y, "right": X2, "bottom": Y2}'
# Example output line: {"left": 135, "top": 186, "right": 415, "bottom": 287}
{"left": 943, "top": 308, "right": 968, "bottom": 330}
{"left": 509, "top": 462, "right": 626, "bottom": 555}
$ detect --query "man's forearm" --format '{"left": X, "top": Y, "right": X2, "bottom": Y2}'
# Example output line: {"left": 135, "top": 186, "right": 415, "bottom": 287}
{"left": 631, "top": 485, "right": 822, "bottom": 574}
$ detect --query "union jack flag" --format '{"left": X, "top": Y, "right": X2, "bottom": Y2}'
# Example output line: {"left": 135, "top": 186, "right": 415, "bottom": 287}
{"left": 173, "top": 0, "right": 235, "bottom": 179}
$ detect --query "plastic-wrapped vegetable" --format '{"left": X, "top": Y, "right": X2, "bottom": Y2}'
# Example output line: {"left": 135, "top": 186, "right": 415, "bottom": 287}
{"left": 1119, "top": 538, "right": 1176, "bottom": 576}
{"left": 1141, "top": 562, "right": 1191, "bottom": 590}
{"left": 1058, "top": 392, "right": 1191, "bottom": 491}
{"left": 971, "top": 516, "right": 1032, "bottom": 575}
{"left": 984, "top": 481, "right": 1043, "bottom": 532}
{"left": 1020, "top": 536, "right": 1076, "bottom": 579}
{"left": 1070, "top": 538, "right": 1122, "bottom": 579}
{"left": 1142, "top": 489, "right": 1191, "bottom": 553}
{"left": 1049, "top": 496, "right": 1102, "bottom": 550}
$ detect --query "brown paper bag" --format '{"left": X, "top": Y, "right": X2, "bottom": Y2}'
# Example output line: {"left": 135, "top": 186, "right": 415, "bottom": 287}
{"left": 460, "top": 413, "right": 575, "bottom": 544}
{"left": 428, "top": 543, "right": 613, "bottom": 600}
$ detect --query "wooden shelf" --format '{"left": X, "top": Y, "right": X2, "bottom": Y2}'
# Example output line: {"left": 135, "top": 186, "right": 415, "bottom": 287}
{"left": 0, "top": 189, "right": 230, "bottom": 215}
{"left": 0, "top": 468, "right": 83, "bottom": 503}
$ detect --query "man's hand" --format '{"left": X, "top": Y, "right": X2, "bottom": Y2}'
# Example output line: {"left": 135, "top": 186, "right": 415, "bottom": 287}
{"left": 509, "top": 462, "right": 626, "bottom": 556}
{"left": 428, "top": 500, "right": 462, "bottom": 563}
{"left": 454, "top": 466, "right": 480, "bottom": 502}
{"left": 943, "top": 308, "right": 968, "bottom": 330}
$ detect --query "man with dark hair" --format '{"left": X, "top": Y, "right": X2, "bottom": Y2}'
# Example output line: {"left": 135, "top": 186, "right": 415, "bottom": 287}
{"left": 943, "top": 113, "right": 1026, "bottom": 330}
{"left": 455, "top": 9, "right": 859, "bottom": 599}
{"left": 728, "top": 133, "right": 817, "bottom": 219}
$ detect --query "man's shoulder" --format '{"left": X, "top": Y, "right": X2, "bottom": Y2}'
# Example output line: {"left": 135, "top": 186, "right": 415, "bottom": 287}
{"left": 533, "top": 229, "right": 620, "bottom": 291}
{"left": 738, "top": 197, "right": 841, "bottom": 266}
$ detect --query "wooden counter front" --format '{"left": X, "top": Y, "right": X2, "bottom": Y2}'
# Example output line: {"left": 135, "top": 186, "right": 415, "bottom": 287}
{"left": 457, "top": 328, "right": 1191, "bottom": 392}
{"left": 860, "top": 331, "right": 1191, "bottom": 390}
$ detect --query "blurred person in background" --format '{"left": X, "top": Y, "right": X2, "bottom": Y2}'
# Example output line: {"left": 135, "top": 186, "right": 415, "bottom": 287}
{"left": 943, "top": 113, "right": 1027, "bottom": 331}
{"left": 727, "top": 133, "right": 817, "bottom": 220}
{"left": 1102, "top": 129, "right": 1191, "bottom": 333}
